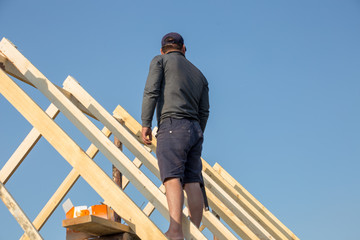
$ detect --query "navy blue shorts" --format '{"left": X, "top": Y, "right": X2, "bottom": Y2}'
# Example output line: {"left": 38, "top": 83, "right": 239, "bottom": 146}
{"left": 156, "top": 118, "right": 204, "bottom": 185}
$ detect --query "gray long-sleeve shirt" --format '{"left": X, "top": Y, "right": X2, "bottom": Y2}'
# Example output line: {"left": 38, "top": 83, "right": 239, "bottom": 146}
{"left": 141, "top": 51, "right": 210, "bottom": 132}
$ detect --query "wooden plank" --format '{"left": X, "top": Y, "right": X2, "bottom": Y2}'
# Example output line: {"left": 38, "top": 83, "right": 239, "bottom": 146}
{"left": 202, "top": 171, "right": 272, "bottom": 239}
{"left": 0, "top": 49, "right": 35, "bottom": 87}
{"left": 203, "top": 160, "right": 288, "bottom": 239}
{"left": 206, "top": 188, "right": 260, "bottom": 240}
{"left": 0, "top": 38, "right": 97, "bottom": 120}
{"left": 112, "top": 105, "right": 150, "bottom": 148}
{"left": 62, "top": 76, "right": 206, "bottom": 240}
{"left": 0, "top": 104, "right": 60, "bottom": 184}
{"left": 200, "top": 209, "right": 239, "bottom": 240}
{"left": 0, "top": 69, "right": 166, "bottom": 240}
{"left": 34, "top": 169, "right": 79, "bottom": 229}
{"left": 56, "top": 85, "right": 98, "bottom": 120}
{"left": 121, "top": 158, "right": 142, "bottom": 189}
{"left": 0, "top": 182, "right": 43, "bottom": 240}
{"left": 142, "top": 184, "right": 165, "bottom": 216}
{"left": 63, "top": 215, "right": 133, "bottom": 236}
{"left": 111, "top": 106, "right": 254, "bottom": 240}
{"left": 213, "top": 163, "right": 300, "bottom": 240}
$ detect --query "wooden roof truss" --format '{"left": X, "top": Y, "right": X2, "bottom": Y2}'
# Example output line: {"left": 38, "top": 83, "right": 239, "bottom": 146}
{"left": 0, "top": 38, "right": 299, "bottom": 240}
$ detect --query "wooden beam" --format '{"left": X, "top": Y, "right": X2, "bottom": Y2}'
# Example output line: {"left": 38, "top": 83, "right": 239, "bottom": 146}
{"left": 0, "top": 182, "right": 43, "bottom": 240}
{"left": 63, "top": 215, "right": 133, "bottom": 236}
{"left": 0, "top": 38, "right": 97, "bottom": 120}
{"left": 0, "top": 104, "right": 60, "bottom": 184}
{"left": 30, "top": 169, "right": 79, "bottom": 233}
{"left": 0, "top": 48, "right": 34, "bottom": 86}
{"left": 57, "top": 86, "right": 98, "bottom": 120}
{"left": 213, "top": 163, "right": 300, "bottom": 240}
{"left": 203, "top": 160, "right": 288, "bottom": 239}
{"left": 62, "top": 76, "right": 206, "bottom": 240}
{"left": 204, "top": 173, "right": 272, "bottom": 239}
{"left": 200, "top": 208, "right": 239, "bottom": 240}
{"left": 0, "top": 69, "right": 166, "bottom": 239}
{"left": 206, "top": 188, "right": 261, "bottom": 240}
{"left": 112, "top": 105, "right": 148, "bottom": 147}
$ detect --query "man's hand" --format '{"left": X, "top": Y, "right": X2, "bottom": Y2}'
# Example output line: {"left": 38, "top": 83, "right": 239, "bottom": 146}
{"left": 142, "top": 127, "right": 152, "bottom": 145}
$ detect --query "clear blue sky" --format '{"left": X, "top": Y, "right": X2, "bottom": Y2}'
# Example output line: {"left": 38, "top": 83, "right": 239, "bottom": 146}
{"left": 0, "top": 1, "right": 359, "bottom": 239}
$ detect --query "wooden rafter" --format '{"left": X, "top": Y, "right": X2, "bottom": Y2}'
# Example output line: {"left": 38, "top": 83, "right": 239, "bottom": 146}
{"left": 207, "top": 161, "right": 296, "bottom": 239}
{"left": 203, "top": 159, "right": 289, "bottom": 239}
{"left": 0, "top": 39, "right": 97, "bottom": 120}
{"left": 0, "top": 37, "right": 299, "bottom": 240}
{"left": 0, "top": 182, "right": 43, "bottom": 240}
{"left": 214, "top": 163, "right": 299, "bottom": 240}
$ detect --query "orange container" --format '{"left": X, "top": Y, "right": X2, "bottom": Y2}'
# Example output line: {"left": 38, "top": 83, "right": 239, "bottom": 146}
{"left": 90, "top": 204, "right": 108, "bottom": 219}
{"left": 65, "top": 204, "right": 114, "bottom": 220}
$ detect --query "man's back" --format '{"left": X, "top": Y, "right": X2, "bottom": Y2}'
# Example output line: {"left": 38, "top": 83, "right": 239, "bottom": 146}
{"left": 142, "top": 51, "right": 209, "bottom": 132}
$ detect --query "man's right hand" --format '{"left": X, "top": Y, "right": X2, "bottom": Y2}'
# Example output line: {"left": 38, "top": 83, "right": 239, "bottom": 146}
{"left": 142, "top": 127, "right": 152, "bottom": 145}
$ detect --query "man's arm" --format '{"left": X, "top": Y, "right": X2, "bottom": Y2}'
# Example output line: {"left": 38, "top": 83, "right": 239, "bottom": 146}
{"left": 141, "top": 56, "right": 163, "bottom": 144}
{"left": 198, "top": 83, "right": 210, "bottom": 133}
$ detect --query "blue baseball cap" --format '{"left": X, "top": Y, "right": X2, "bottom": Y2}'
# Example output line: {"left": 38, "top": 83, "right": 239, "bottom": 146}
{"left": 161, "top": 32, "right": 184, "bottom": 47}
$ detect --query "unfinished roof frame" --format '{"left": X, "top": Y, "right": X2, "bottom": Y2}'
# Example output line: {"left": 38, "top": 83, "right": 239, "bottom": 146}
{"left": 0, "top": 37, "right": 299, "bottom": 240}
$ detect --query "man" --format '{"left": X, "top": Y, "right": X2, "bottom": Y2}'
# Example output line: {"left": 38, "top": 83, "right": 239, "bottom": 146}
{"left": 141, "top": 32, "right": 209, "bottom": 239}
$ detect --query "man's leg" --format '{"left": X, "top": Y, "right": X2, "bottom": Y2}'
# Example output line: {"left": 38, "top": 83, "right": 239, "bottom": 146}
{"left": 184, "top": 182, "right": 203, "bottom": 227}
{"left": 164, "top": 178, "right": 184, "bottom": 240}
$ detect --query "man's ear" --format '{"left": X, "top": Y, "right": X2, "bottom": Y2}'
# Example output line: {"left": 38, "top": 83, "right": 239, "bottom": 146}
{"left": 181, "top": 45, "right": 186, "bottom": 54}
{"left": 160, "top": 48, "right": 165, "bottom": 55}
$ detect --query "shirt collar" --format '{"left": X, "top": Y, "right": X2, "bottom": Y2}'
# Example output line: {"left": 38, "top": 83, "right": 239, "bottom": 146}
{"left": 166, "top": 51, "right": 185, "bottom": 57}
